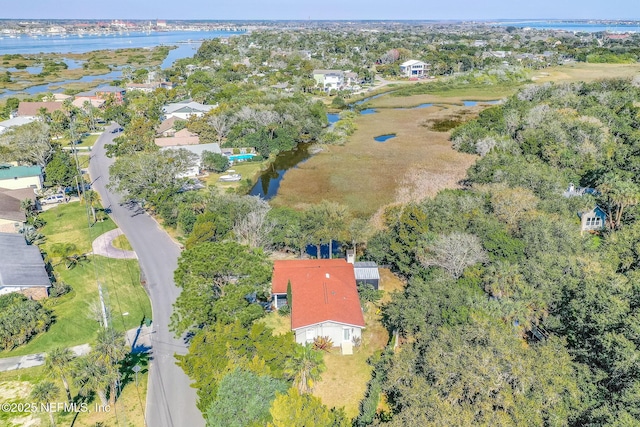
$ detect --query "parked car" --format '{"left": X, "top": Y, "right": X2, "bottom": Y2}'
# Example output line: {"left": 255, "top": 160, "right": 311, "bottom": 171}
{"left": 40, "top": 194, "right": 68, "bottom": 205}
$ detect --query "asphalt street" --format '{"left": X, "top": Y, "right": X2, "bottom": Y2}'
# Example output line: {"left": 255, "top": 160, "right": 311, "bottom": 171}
{"left": 88, "top": 125, "right": 204, "bottom": 427}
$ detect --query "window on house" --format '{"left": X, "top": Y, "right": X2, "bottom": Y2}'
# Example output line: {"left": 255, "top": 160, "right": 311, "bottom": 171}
{"left": 343, "top": 328, "right": 351, "bottom": 341}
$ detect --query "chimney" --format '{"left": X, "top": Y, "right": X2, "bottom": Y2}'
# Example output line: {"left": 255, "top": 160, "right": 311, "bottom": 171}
{"left": 346, "top": 249, "right": 355, "bottom": 264}
{"left": 325, "top": 273, "right": 330, "bottom": 279}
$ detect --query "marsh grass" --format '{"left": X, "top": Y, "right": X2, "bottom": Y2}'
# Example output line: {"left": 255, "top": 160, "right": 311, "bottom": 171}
{"left": 272, "top": 106, "right": 477, "bottom": 217}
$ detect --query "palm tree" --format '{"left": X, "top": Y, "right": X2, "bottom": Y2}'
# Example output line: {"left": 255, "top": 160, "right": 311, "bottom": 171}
{"left": 93, "top": 328, "right": 128, "bottom": 404}
{"left": 45, "top": 347, "right": 75, "bottom": 402}
{"left": 72, "top": 355, "right": 114, "bottom": 407}
{"left": 284, "top": 343, "right": 326, "bottom": 394}
{"left": 30, "top": 380, "right": 60, "bottom": 427}
{"left": 49, "top": 242, "right": 87, "bottom": 269}
{"left": 83, "top": 190, "right": 100, "bottom": 223}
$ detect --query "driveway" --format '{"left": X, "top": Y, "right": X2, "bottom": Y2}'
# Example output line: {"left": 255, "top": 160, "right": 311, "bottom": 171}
{"left": 88, "top": 125, "right": 203, "bottom": 427}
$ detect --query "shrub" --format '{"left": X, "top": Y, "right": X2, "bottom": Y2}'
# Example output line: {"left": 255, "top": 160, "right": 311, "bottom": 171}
{"left": 312, "top": 336, "right": 334, "bottom": 352}
{"left": 277, "top": 304, "right": 291, "bottom": 316}
{"left": 49, "top": 281, "right": 71, "bottom": 297}
{"left": 0, "top": 293, "right": 53, "bottom": 350}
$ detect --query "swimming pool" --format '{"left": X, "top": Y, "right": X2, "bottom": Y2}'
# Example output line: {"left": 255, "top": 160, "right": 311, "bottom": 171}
{"left": 228, "top": 154, "right": 255, "bottom": 161}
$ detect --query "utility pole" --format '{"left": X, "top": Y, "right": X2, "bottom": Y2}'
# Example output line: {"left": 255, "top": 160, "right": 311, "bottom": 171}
{"left": 98, "top": 282, "right": 109, "bottom": 328}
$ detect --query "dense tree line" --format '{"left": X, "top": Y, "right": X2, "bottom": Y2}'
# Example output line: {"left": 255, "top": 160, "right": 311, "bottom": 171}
{"left": 359, "top": 79, "right": 640, "bottom": 425}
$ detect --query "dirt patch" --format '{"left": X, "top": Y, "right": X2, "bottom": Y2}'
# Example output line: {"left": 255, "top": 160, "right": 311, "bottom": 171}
{"left": 272, "top": 106, "right": 477, "bottom": 217}
{"left": 0, "top": 381, "right": 32, "bottom": 401}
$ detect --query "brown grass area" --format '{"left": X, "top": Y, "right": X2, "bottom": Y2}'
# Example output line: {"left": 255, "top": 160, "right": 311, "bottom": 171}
{"left": 366, "top": 93, "right": 505, "bottom": 109}
{"left": 379, "top": 268, "right": 405, "bottom": 302}
{"left": 272, "top": 107, "right": 477, "bottom": 217}
{"left": 533, "top": 63, "right": 640, "bottom": 84}
{"left": 313, "top": 306, "right": 389, "bottom": 419}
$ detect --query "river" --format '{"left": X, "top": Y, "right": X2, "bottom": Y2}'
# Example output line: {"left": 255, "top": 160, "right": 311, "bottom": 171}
{"left": 0, "top": 30, "right": 244, "bottom": 55}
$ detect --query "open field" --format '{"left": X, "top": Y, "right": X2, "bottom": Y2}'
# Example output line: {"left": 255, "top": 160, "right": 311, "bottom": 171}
{"left": 0, "top": 358, "right": 149, "bottom": 426}
{"left": 533, "top": 62, "right": 640, "bottom": 84}
{"left": 272, "top": 105, "right": 477, "bottom": 217}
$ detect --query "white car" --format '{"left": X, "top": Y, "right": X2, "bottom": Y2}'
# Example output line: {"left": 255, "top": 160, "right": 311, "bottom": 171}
{"left": 41, "top": 194, "right": 67, "bottom": 205}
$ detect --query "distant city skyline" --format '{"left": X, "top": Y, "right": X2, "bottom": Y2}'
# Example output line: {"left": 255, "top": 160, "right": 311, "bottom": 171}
{"left": 3, "top": 0, "right": 638, "bottom": 21}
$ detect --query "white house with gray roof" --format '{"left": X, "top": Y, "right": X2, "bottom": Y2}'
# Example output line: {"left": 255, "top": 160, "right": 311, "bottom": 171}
{"left": 0, "top": 232, "right": 50, "bottom": 299}
{"left": 163, "top": 101, "right": 217, "bottom": 120}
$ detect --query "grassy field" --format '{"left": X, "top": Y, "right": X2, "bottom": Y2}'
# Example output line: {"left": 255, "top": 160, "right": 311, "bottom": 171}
{"left": 0, "top": 359, "right": 149, "bottom": 426}
{"left": 111, "top": 234, "right": 133, "bottom": 251}
{"left": 1, "top": 202, "right": 151, "bottom": 357}
{"left": 272, "top": 105, "right": 477, "bottom": 218}
{"left": 532, "top": 62, "right": 640, "bottom": 84}
{"left": 39, "top": 201, "right": 116, "bottom": 255}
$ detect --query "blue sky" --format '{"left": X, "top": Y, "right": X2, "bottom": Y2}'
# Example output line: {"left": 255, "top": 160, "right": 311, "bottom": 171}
{"left": 4, "top": 0, "right": 638, "bottom": 20}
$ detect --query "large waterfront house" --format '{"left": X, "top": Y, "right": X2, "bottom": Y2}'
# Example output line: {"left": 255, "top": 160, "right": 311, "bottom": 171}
{"left": 399, "top": 59, "right": 430, "bottom": 77}
{"left": 312, "top": 70, "right": 358, "bottom": 91}
{"left": 159, "top": 143, "right": 222, "bottom": 177}
{"left": 271, "top": 259, "right": 366, "bottom": 349}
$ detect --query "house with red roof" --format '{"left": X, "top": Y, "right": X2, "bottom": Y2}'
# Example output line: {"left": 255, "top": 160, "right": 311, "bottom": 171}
{"left": 272, "top": 259, "right": 365, "bottom": 346}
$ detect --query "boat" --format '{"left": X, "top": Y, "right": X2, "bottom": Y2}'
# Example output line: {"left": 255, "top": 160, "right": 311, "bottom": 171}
{"left": 219, "top": 173, "right": 242, "bottom": 182}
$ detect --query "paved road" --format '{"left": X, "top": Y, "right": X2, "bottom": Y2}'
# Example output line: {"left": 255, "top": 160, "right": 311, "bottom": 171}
{"left": 91, "top": 228, "right": 137, "bottom": 259}
{"left": 0, "top": 325, "right": 151, "bottom": 373}
{"left": 89, "top": 125, "right": 203, "bottom": 427}
{"left": 0, "top": 344, "right": 90, "bottom": 372}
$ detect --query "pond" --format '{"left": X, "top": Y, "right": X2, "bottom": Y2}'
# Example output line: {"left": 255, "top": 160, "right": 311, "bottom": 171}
{"left": 374, "top": 134, "right": 396, "bottom": 142}
{"left": 249, "top": 142, "right": 313, "bottom": 200}
{"left": 327, "top": 113, "right": 340, "bottom": 124}
{"left": 462, "top": 100, "right": 501, "bottom": 106}
{"left": 360, "top": 108, "right": 377, "bottom": 115}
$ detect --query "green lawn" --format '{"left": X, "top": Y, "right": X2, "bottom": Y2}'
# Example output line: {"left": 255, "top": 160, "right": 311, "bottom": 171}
{"left": 2, "top": 256, "right": 149, "bottom": 357}
{"left": 111, "top": 234, "right": 133, "bottom": 251}
{"left": 57, "top": 133, "right": 99, "bottom": 148}
{"left": 39, "top": 201, "right": 116, "bottom": 255}
{"left": 1, "top": 202, "right": 151, "bottom": 357}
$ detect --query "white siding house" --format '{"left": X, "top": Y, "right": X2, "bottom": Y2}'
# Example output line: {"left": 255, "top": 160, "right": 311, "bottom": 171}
{"left": 400, "top": 60, "right": 429, "bottom": 77}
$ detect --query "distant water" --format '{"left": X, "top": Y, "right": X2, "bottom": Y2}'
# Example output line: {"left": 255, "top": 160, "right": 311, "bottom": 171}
{"left": 0, "top": 30, "right": 244, "bottom": 55}
{"left": 0, "top": 30, "right": 243, "bottom": 98}
{"left": 495, "top": 21, "right": 640, "bottom": 33}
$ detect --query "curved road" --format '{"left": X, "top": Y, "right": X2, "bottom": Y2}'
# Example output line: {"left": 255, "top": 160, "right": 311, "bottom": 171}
{"left": 89, "top": 125, "right": 203, "bottom": 427}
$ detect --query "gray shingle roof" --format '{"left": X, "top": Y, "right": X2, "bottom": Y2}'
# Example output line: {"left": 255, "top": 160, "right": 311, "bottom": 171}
{"left": 0, "top": 233, "right": 50, "bottom": 288}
